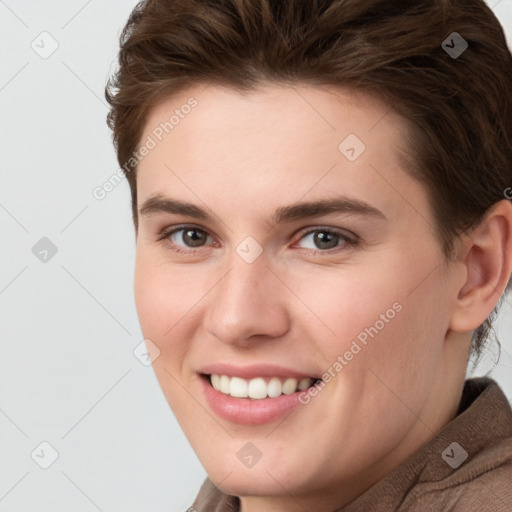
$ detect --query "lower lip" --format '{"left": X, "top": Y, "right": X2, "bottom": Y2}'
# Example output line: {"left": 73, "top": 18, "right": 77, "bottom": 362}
{"left": 200, "top": 375, "right": 309, "bottom": 425}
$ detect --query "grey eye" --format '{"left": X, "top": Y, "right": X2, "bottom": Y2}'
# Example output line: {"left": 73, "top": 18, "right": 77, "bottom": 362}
{"left": 298, "top": 230, "right": 345, "bottom": 250}
{"left": 171, "top": 228, "right": 209, "bottom": 247}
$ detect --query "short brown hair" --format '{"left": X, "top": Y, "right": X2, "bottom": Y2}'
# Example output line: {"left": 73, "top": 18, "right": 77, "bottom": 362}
{"left": 105, "top": 0, "right": 512, "bottom": 362}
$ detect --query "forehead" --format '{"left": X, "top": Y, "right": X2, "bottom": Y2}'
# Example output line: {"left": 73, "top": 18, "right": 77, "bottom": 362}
{"left": 136, "top": 82, "right": 427, "bottom": 228}
{"left": 142, "top": 82, "right": 405, "bottom": 151}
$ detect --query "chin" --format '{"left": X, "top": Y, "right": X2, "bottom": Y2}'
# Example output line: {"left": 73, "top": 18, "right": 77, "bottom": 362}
{"left": 215, "top": 475, "right": 294, "bottom": 498}
{"left": 204, "top": 454, "right": 314, "bottom": 497}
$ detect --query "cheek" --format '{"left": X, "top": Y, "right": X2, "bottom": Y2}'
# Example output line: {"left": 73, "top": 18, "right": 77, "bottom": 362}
{"left": 134, "top": 259, "right": 166, "bottom": 339}
{"left": 347, "top": 271, "right": 450, "bottom": 396}
{"left": 290, "top": 265, "right": 406, "bottom": 355}
{"left": 133, "top": 255, "right": 201, "bottom": 410}
{"left": 300, "top": 260, "right": 446, "bottom": 377}
{"left": 134, "top": 251, "right": 201, "bottom": 339}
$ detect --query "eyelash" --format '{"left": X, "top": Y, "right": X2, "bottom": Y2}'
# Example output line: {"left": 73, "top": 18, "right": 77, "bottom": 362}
{"left": 157, "top": 224, "right": 359, "bottom": 256}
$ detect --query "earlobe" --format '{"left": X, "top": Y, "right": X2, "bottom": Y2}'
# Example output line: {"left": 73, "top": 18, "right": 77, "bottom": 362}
{"left": 449, "top": 199, "right": 512, "bottom": 333}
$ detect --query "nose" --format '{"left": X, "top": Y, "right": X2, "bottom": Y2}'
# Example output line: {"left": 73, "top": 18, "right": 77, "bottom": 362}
{"left": 202, "top": 251, "right": 291, "bottom": 347}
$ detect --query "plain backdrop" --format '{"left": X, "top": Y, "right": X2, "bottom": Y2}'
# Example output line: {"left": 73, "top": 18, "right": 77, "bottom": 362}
{"left": 0, "top": 1, "right": 511, "bottom": 511}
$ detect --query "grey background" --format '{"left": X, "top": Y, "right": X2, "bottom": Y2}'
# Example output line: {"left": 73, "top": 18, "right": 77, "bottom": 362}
{"left": 0, "top": 1, "right": 511, "bottom": 511}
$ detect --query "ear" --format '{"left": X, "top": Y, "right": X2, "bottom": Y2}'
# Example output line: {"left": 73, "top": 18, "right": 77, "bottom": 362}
{"left": 449, "top": 199, "right": 512, "bottom": 333}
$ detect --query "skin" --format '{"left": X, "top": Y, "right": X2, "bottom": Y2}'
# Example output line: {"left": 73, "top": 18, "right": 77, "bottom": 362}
{"left": 132, "top": 82, "right": 512, "bottom": 512}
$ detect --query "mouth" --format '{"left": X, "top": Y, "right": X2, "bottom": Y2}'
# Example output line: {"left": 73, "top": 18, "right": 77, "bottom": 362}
{"left": 198, "top": 367, "right": 325, "bottom": 425}
{"left": 201, "top": 373, "right": 323, "bottom": 400}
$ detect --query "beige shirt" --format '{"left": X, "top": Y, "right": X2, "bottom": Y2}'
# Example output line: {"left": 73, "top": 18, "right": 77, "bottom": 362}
{"left": 189, "top": 377, "right": 512, "bottom": 511}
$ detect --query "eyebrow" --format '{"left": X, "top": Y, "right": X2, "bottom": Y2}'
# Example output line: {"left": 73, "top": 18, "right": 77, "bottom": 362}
{"left": 138, "top": 193, "right": 387, "bottom": 225}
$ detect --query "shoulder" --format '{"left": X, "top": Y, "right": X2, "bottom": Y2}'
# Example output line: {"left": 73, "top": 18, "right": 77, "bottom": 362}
{"left": 402, "top": 436, "right": 512, "bottom": 511}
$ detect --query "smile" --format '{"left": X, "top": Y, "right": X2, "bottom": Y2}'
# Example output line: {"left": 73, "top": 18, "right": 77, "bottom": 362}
{"left": 209, "top": 374, "right": 320, "bottom": 400}
{"left": 198, "top": 363, "right": 324, "bottom": 424}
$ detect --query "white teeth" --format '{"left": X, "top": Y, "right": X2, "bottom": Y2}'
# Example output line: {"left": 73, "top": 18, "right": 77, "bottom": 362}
{"left": 211, "top": 374, "right": 220, "bottom": 390}
{"left": 219, "top": 375, "right": 230, "bottom": 394}
{"left": 298, "top": 377, "right": 312, "bottom": 390}
{"left": 229, "top": 377, "right": 248, "bottom": 398}
{"left": 282, "top": 378, "right": 298, "bottom": 395}
{"left": 248, "top": 377, "right": 267, "bottom": 399}
{"left": 210, "top": 374, "right": 314, "bottom": 399}
{"left": 267, "top": 377, "right": 282, "bottom": 398}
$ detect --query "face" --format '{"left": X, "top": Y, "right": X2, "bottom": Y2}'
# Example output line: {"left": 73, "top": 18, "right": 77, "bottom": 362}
{"left": 133, "top": 83, "right": 471, "bottom": 510}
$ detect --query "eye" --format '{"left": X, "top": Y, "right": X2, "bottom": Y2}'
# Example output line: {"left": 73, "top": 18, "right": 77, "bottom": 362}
{"left": 158, "top": 225, "right": 358, "bottom": 255}
{"left": 296, "top": 228, "right": 357, "bottom": 252}
{"left": 172, "top": 227, "right": 209, "bottom": 247}
{"left": 159, "top": 225, "right": 216, "bottom": 252}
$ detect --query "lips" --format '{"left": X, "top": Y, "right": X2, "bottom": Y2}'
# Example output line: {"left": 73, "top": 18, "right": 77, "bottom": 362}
{"left": 199, "top": 363, "right": 320, "bottom": 381}
{"left": 198, "top": 368, "right": 322, "bottom": 425}
{"left": 198, "top": 363, "right": 321, "bottom": 402}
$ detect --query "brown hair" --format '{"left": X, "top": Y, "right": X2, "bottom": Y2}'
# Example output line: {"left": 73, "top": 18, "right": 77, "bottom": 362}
{"left": 105, "top": 0, "right": 512, "bottom": 363}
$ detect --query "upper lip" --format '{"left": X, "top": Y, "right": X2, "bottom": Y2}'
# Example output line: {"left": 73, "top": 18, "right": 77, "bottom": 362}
{"left": 199, "top": 363, "right": 319, "bottom": 380}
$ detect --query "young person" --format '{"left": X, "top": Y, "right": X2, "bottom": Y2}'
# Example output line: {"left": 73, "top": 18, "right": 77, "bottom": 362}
{"left": 105, "top": 1, "right": 512, "bottom": 510}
